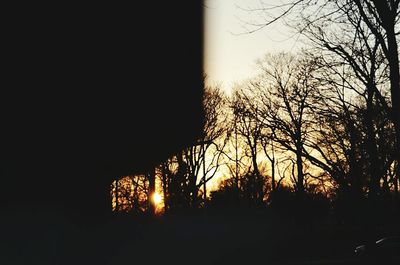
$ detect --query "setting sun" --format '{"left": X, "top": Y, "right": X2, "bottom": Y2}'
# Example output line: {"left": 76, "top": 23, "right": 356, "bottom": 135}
{"left": 152, "top": 192, "right": 162, "bottom": 206}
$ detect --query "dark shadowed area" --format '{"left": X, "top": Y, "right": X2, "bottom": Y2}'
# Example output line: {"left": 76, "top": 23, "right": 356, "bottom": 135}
{"left": 1, "top": 2, "right": 204, "bottom": 264}
{"left": 2, "top": 2, "right": 204, "bottom": 214}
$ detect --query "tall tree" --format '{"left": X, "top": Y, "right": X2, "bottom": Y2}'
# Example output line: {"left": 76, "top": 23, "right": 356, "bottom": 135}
{"left": 297, "top": 0, "right": 396, "bottom": 200}
{"left": 231, "top": 89, "right": 266, "bottom": 205}
{"left": 241, "top": 0, "right": 400, "bottom": 198}
{"left": 254, "top": 53, "right": 319, "bottom": 198}
{"left": 158, "top": 84, "right": 228, "bottom": 210}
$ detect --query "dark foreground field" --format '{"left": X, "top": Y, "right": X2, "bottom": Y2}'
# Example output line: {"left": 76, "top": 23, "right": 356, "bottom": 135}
{"left": 2, "top": 209, "right": 399, "bottom": 265}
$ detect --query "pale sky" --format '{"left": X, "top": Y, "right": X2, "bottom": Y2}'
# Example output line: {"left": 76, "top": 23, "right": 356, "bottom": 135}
{"left": 204, "top": 0, "right": 302, "bottom": 93}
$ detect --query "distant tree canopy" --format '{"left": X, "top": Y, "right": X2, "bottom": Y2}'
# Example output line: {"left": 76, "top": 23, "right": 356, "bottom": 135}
{"left": 239, "top": 0, "right": 400, "bottom": 200}
{"left": 113, "top": 52, "right": 398, "bottom": 224}
{"left": 111, "top": 1, "right": 399, "bottom": 226}
{"left": 112, "top": 84, "right": 229, "bottom": 214}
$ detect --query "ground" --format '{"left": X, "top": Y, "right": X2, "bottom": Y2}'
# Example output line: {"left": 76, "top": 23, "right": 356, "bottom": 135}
{"left": 3, "top": 208, "right": 398, "bottom": 265}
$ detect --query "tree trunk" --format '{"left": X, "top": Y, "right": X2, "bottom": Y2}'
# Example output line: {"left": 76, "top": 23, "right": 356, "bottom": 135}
{"left": 387, "top": 25, "right": 400, "bottom": 161}
{"left": 347, "top": 120, "right": 363, "bottom": 197}
{"left": 395, "top": 162, "right": 399, "bottom": 196}
{"left": 386, "top": 27, "right": 400, "bottom": 191}
{"left": 115, "top": 179, "right": 119, "bottom": 212}
{"left": 271, "top": 157, "right": 275, "bottom": 192}
{"left": 296, "top": 146, "right": 304, "bottom": 195}
{"left": 251, "top": 142, "right": 262, "bottom": 204}
{"left": 394, "top": 161, "right": 400, "bottom": 212}
{"left": 161, "top": 163, "right": 169, "bottom": 213}
{"left": 365, "top": 85, "right": 381, "bottom": 198}
{"left": 147, "top": 167, "right": 156, "bottom": 215}
{"left": 203, "top": 143, "right": 206, "bottom": 209}
{"left": 235, "top": 122, "right": 239, "bottom": 190}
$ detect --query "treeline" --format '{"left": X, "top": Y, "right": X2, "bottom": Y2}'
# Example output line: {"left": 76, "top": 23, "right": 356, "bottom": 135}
{"left": 111, "top": 86, "right": 228, "bottom": 214}
{"left": 112, "top": 0, "right": 399, "bottom": 226}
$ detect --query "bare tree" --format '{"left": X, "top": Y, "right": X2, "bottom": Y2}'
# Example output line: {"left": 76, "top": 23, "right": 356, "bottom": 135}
{"left": 231, "top": 88, "right": 266, "bottom": 205}
{"left": 184, "top": 85, "right": 228, "bottom": 208}
{"left": 252, "top": 53, "right": 320, "bottom": 198}
{"left": 157, "top": 84, "right": 229, "bottom": 210}
{"left": 296, "top": 1, "right": 396, "bottom": 200}
{"left": 111, "top": 174, "right": 149, "bottom": 213}
{"left": 240, "top": 0, "right": 400, "bottom": 197}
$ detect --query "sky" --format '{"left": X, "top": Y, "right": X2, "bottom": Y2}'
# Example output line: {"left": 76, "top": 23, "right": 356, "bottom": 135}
{"left": 204, "top": 0, "right": 302, "bottom": 93}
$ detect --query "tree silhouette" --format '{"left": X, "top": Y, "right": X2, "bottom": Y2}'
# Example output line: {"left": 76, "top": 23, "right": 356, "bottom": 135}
{"left": 111, "top": 174, "right": 149, "bottom": 213}
{"left": 240, "top": 0, "right": 400, "bottom": 209}
{"left": 251, "top": 53, "right": 319, "bottom": 199}
{"left": 155, "top": 84, "right": 228, "bottom": 212}
{"left": 230, "top": 89, "right": 267, "bottom": 206}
